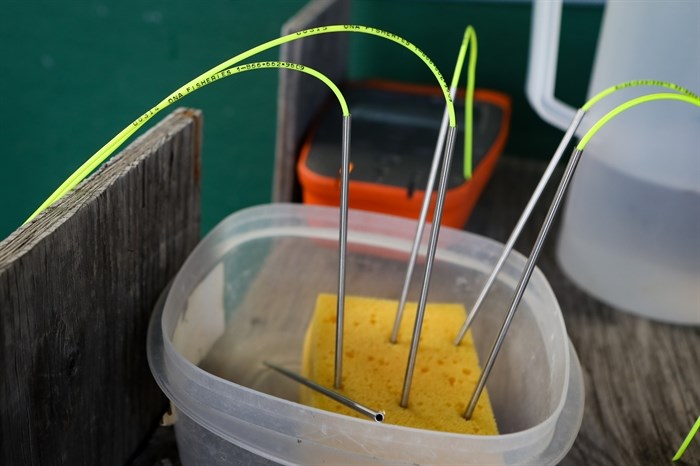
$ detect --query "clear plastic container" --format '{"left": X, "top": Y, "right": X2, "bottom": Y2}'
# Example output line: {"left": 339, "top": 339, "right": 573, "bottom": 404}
{"left": 527, "top": 0, "right": 700, "bottom": 324}
{"left": 147, "top": 204, "right": 584, "bottom": 465}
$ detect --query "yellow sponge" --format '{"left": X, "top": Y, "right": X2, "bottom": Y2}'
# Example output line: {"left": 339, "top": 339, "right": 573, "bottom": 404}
{"left": 301, "top": 294, "right": 498, "bottom": 435}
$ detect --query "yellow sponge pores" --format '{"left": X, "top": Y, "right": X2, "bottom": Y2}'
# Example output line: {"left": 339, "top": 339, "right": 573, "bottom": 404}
{"left": 301, "top": 294, "right": 498, "bottom": 435}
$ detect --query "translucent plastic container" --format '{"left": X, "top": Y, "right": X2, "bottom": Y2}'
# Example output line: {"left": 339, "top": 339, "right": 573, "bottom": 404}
{"left": 527, "top": 0, "right": 700, "bottom": 324}
{"left": 147, "top": 204, "right": 584, "bottom": 465}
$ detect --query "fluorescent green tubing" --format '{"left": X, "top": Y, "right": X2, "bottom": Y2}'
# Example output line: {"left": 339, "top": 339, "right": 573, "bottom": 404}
{"left": 26, "top": 25, "right": 455, "bottom": 223}
{"left": 26, "top": 60, "right": 348, "bottom": 222}
{"left": 673, "top": 415, "right": 700, "bottom": 461}
{"left": 577, "top": 93, "right": 700, "bottom": 150}
{"left": 462, "top": 26, "right": 477, "bottom": 179}
{"left": 583, "top": 80, "right": 700, "bottom": 111}
{"left": 434, "top": 25, "right": 477, "bottom": 180}
{"left": 82, "top": 61, "right": 351, "bottom": 188}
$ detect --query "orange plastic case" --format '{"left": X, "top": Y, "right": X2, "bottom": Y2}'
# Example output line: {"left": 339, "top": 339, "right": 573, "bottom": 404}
{"left": 297, "top": 81, "right": 511, "bottom": 228}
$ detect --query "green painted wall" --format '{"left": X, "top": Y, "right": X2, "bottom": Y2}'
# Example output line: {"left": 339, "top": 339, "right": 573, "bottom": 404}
{"left": 0, "top": 0, "right": 308, "bottom": 240}
{"left": 0, "top": 0, "right": 602, "bottom": 240}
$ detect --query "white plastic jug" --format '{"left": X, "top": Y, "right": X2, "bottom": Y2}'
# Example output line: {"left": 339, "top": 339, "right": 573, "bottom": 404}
{"left": 527, "top": 0, "right": 700, "bottom": 325}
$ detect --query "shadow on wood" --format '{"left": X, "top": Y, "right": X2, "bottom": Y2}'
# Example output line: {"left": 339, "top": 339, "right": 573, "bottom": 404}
{"left": 0, "top": 108, "right": 202, "bottom": 465}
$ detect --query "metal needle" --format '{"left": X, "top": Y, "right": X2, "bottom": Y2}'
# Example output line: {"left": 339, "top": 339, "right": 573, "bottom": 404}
{"left": 335, "top": 115, "right": 351, "bottom": 389}
{"left": 264, "top": 362, "right": 385, "bottom": 423}
{"left": 464, "top": 147, "right": 583, "bottom": 420}
{"left": 391, "top": 86, "right": 457, "bottom": 344}
{"left": 454, "top": 109, "right": 586, "bottom": 345}
{"left": 400, "top": 126, "right": 457, "bottom": 408}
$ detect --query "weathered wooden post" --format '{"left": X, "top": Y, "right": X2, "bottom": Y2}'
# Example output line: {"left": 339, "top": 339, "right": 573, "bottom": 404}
{"left": 0, "top": 108, "right": 202, "bottom": 465}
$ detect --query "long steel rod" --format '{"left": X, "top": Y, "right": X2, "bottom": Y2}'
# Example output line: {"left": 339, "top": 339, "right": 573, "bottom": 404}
{"left": 464, "top": 147, "right": 583, "bottom": 419}
{"left": 264, "top": 362, "right": 385, "bottom": 423}
{"left": 390, "top": 86, "right": 458, "bottom": 344}
{"left": 334, "top": 115, "right": 351, "bottom": 389}
{"left": 400, "top": 126, "right": 458, "bottom": 408}
{"left": 454, "top": 109, "right": 586, "bottom": 345}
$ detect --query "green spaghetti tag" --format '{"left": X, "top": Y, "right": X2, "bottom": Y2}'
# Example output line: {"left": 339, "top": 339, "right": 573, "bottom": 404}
{"left": 577, "top": 93, "right": 700, "bottom": 151}
{"left": 452, "top": 26, "right": 477, "bottom": 180}
{"left": 673, "top": 415, "right": 700, "bottom": 461}
{"left": 25, "top": 24, "right": 458, "bottom": 224}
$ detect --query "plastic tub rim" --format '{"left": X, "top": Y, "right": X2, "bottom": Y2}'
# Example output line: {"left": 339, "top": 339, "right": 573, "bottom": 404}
{"left": 156, "top": 203, "right": 575, "bottom": 460}
{"left": 148, "top": 286, "right": 583, "bottom": 465}
{"left": 161, "top": 204, "right": 569, "bottom": 442}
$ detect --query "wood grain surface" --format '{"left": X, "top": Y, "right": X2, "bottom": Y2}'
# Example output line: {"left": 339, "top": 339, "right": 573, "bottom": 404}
{"left": 0, "top": 108, "right": 202, "bottom": 465}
